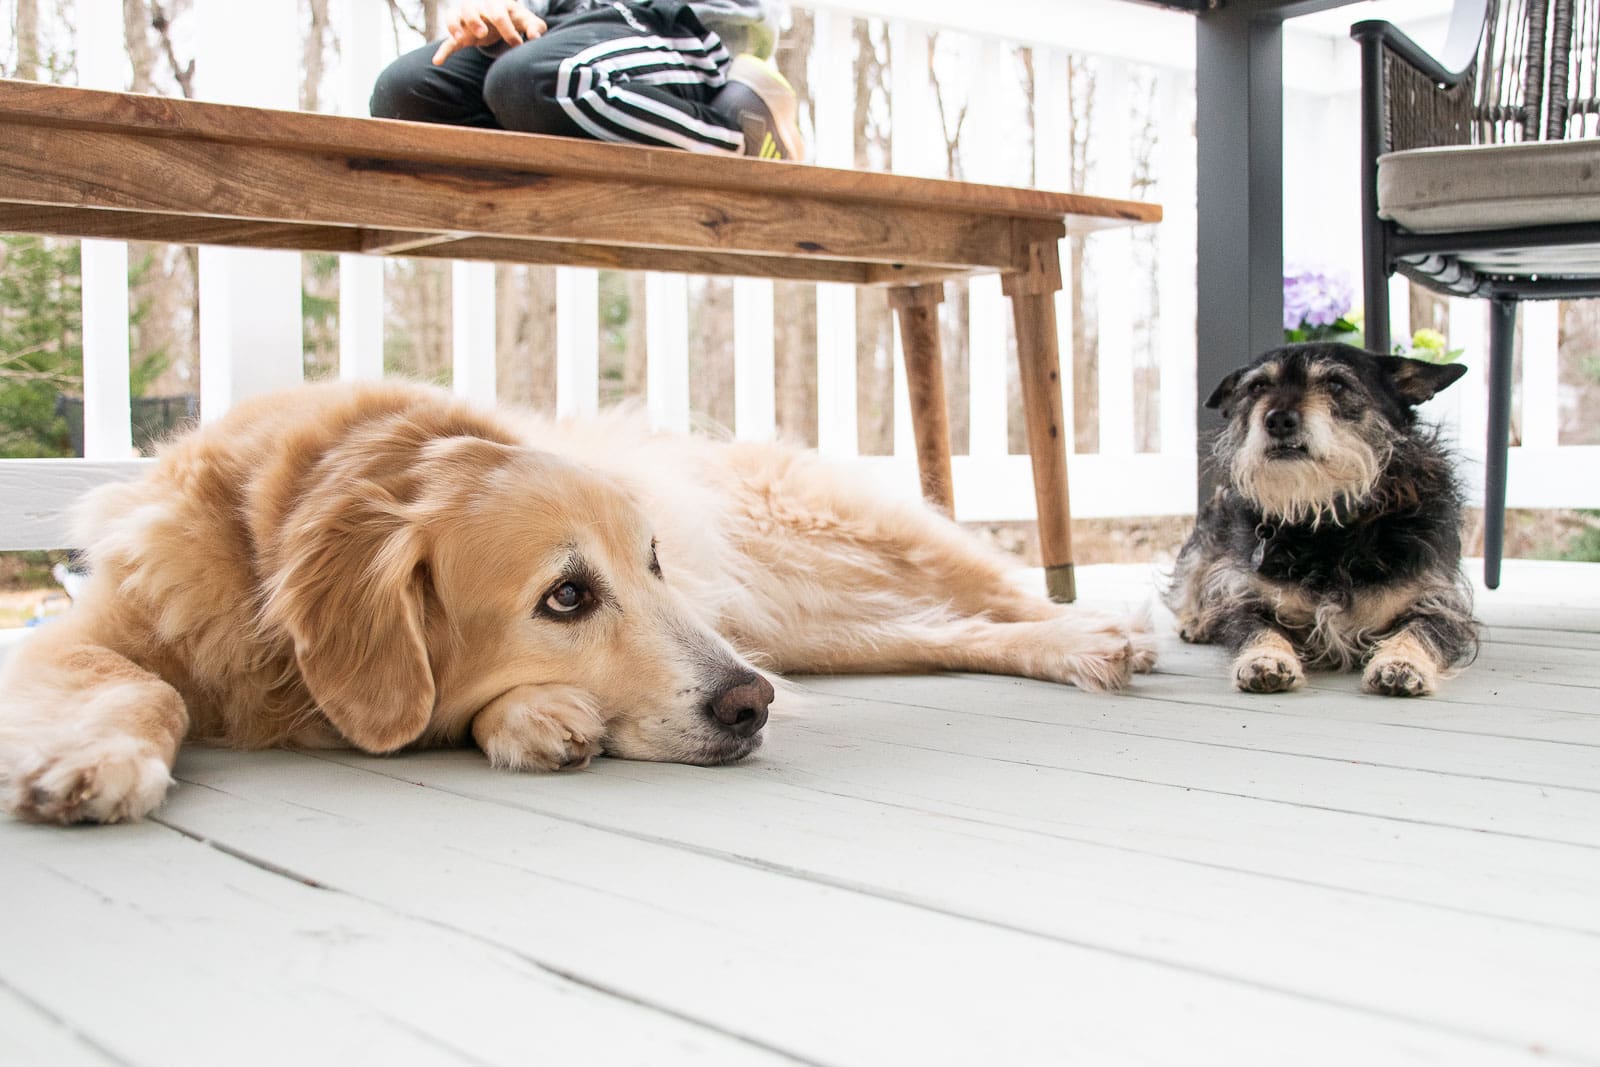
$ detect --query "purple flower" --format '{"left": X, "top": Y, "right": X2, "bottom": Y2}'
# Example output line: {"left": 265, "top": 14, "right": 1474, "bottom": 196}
{"left": 1283, "top": 264, "right": 1354, "bottom": 330}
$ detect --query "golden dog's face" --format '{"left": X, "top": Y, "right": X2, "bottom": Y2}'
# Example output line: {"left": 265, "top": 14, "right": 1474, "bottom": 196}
{"left": 430, "top": 449, "right": 771, "bottom": 765}
{"left": 271, "top": 437, "right": 772, "bottom": 767}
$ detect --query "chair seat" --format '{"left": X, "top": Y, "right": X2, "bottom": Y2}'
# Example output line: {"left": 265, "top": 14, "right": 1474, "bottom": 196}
{"left": 1378, "top": 140, "right": 1600, "bottom": 276}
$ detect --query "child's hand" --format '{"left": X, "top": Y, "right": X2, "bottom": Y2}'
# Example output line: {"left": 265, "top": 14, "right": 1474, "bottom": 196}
{"left": 433, "top": 2, "right": 547, "bottom": 65}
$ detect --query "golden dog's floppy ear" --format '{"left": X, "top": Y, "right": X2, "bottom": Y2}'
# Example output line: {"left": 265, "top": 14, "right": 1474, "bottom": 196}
{"left": 265, "top": 486, "right": 435, "bottom": 754}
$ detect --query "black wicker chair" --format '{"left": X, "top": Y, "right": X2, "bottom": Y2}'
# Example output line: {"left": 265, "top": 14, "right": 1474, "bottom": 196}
{"left": 1354, "top": 0, "right": 1600, "bottom": 589}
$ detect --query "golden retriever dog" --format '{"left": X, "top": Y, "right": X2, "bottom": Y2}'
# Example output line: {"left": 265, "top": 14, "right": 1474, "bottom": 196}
{"left": 0, "top": 380, "right": 1153, "bottom": 823}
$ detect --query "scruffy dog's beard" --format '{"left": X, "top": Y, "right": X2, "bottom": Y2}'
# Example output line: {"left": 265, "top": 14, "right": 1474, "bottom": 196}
{"left": 1221, "top": 407, "right": 1391, "bottom": 526}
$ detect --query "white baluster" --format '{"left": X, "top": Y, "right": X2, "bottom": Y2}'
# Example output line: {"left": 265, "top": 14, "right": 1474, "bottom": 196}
{"left": 78, "top": 0, "right": 134, "bottom": 458}
{"left": 452, "top": 260, "right": 496, "bottom": 405}
{"left": 646, "top": 273, "right": 690, "bottom": 432}
{"left": 556, "top": 267, "right": 600, "bottom": 419}
{"left": 733, "top": 278, "right": 776, "bottom": 441}
{"left": 196, "top": 0, "right": 304, "bottom": 420}
{"left": 339, "top": 0, "right": 387, "bottom": 381}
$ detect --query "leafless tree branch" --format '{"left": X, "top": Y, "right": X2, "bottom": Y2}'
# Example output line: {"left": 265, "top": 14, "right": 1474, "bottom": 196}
{"left": 148, "top": 0, "right": 194, "bottom": 98}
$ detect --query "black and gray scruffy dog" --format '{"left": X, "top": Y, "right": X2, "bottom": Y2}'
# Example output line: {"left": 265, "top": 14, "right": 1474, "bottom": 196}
{"left": 1165, "top": 342, "right": 1478, "bottom": 697}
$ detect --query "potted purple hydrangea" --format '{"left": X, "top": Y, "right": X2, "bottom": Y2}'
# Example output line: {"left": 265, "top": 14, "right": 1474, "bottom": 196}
{"left": 1283, "top": 263, "right": 1361, "bottom": 343}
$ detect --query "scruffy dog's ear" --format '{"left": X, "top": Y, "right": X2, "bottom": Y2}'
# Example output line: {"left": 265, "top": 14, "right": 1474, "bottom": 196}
{"left": 1376, "top": 356, "right": 1469, "bottom": 406}
{"left": 265, "top": 485, "right": 434, "bottom": 754}
{"left": 1205, "top": 368, "right": 1245, "bottom": 413}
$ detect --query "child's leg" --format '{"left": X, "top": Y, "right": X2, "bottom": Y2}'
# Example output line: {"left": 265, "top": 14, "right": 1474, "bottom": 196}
{"left": 481, "top": 2, "right": 743, "bottom": 153}
{"left": 370, "top": 42, "right": 500, "bottom": 128}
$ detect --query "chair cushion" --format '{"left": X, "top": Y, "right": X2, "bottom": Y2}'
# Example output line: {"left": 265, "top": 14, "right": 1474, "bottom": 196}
{"left": 1378, "top": 139, "right": 1600, "bottom": 232}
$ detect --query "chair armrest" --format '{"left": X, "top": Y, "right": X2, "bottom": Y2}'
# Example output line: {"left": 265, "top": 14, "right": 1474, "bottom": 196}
{"left": 1350, "top": 19, "right": 1473, "bottom": 89}
{"left": 1353, "top": 12, "right": 1484, "bottom": 157}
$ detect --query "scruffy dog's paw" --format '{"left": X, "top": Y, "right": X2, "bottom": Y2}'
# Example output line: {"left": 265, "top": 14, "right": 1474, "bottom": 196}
{"left": 1232, "top": 646, "right": 1305, "bottom": 694}
{"left": 2, "top": 736, "right": 173, "bottom": 824}
{"left": 472, "top": 685, "right": 606, "bottom": 771}
{"left": 1363, "top": 655, "right": 1435, "bottom": 698}
{"left": 1175, "top": 613, "right": 1206, "bottom": 644}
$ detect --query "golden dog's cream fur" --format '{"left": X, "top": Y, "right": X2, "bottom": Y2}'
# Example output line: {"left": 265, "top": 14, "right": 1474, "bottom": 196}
{"left": 0, "top": 381, "right": 1153, "bottom": 823}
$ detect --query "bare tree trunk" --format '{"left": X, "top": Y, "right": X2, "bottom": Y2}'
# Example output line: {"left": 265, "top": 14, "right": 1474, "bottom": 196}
{"left": 121, "top": 0, "right": 199, "bottom": 399}
{"left": 1068, "top": 58, "right": 1098, "bottom": 454}
{"left": 14, "top": 0, "right": 40, "bottom": 79}
{"left": 495, "top": 264, "right": 557, "bottom": 412}
{"left": 149, "top": 1, "right": 194, "bottom": 97}
{"left": 385, "top": 261, "right": 452, "bottom": 383}
{"left": 689, "top": 279, "right": 736, "bottom": 431}
{"left": 772, "top": 8, "right": 817, "bottom": 445}
{"left": 623, "top": 274, "right": 647, "bottom": 400}
{"left": 302, "top": 0, "right": 332, "bottom": 112}
{"left": 123, "top": 0, "right": 156, "bottom": 88}
{"left": 773, "top": 282, "right": 818, "bottom": 446}
{"left": 854, "top": 20, "right": 893, "bottom": 455}
{"left": 928, "top": 33, "right": 971, "bottom": 454}
{"left": 1007, "top": 47, "right": 1037, "bottom": 454}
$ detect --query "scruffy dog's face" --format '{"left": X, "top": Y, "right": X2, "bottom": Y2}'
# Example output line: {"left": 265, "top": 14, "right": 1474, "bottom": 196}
{"left": 1207, "top": 343, "right": 1466, "bottom": 524}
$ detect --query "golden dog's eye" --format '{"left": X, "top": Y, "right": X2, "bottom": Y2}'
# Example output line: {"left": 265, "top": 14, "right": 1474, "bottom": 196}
{"left": 649, "top": 538, "right": 662, "bottom": 579}
{"left": 543, "top": 581, "right": 588, "bottom": 615}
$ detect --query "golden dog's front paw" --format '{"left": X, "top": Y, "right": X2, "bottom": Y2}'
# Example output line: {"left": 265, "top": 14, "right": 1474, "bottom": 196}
{"left": 1232, "top": 639, "right": 1305, "bottom": 694}
{"left": 1127, "top": 628, "right": 1159, "bottom": 675}
{"left": 2, "top": 735, "right": 173, "bottom": 824}
{"left": 1056, "top": 625, "right": 1143, "bottom": 692}
{"left": 471, "top": 685, "right": 606, "bottom": 772}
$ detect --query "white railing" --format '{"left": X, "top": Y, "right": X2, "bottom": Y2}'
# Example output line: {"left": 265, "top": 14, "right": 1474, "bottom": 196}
{"left": 1, "top": 0, "right": 1596, "bottom": 553}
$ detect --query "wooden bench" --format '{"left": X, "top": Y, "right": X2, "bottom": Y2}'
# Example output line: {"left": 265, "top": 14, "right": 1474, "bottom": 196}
{"left": 0, "top": 79, "right": 1160, "bottom": 602}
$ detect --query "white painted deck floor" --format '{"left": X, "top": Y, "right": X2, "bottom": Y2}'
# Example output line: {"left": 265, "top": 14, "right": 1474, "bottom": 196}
{"left": 2, "top": 560, "right": 1597, "bottom": 1067}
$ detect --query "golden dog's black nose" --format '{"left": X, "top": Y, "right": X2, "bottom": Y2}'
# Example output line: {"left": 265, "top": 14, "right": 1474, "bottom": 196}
{"left": 707, "top": 671, "right": 774, "bottom": 738}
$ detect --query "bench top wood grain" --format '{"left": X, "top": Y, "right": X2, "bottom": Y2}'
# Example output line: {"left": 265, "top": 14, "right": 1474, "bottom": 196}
{"left": 0, "top": 79, "right": 1159, "bottom": 285}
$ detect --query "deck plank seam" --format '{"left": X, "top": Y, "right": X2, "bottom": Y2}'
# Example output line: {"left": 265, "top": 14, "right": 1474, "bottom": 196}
{"left": 791, "top": 692, "right": 1600, "bottom": 790}
{"left": 290, "top": 753, "right": 1584, "bottom": 1055}
{"left": 149, "top": 801, "right": 827, "bottom": 1067}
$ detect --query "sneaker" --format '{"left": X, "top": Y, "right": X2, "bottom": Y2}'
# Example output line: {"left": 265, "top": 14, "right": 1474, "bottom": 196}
{"left": 713, "top": 54, "right": 806, "bottom": 162}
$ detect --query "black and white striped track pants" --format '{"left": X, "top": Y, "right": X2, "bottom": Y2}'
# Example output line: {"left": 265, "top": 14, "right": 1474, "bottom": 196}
{"left": 371, "top": 0, "right": 743, "bottom": 154}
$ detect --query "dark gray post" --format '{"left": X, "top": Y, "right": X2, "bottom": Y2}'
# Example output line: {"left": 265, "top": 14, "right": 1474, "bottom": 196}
{"left": 1483, "top": 296, "right": 1518, "bottom": 590}
{"left": 1192, "top": 0, "right": 1362, "bottom": 503}
{"left": 1194, "top": 5, "right": 1286, "bottom": 500}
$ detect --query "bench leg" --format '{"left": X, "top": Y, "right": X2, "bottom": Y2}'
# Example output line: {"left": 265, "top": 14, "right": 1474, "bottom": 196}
{"left": 1003, "top": 244, "right": 1075, "bottom": 604}
{"left": 888, "top": 283, "right": 955, "bottom": 517}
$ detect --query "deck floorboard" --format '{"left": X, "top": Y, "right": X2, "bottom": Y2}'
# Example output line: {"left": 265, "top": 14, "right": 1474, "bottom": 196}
{"left": 2, "top": 561, "right": 1596, "bottom": 1065}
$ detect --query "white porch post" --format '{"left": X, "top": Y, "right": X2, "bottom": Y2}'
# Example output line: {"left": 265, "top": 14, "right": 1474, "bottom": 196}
{"left": 732, "top": 277, "right": 776, "bottom": 441}
{"left": 77, "top": 0, "right": 134, "bottom": 458}
{"left": 646, "top": 273, "right": 691, "bottom": 432}
{"left": 339, "top": 0, "right": 387, "bottom": 382}
{"left": 452, "top": 261, "right": 498, "bottom": 406}
{"left": 555, "top": 267, "right": 601, "bottom": 419}
{"left": 811, "top": 9, "right": 859, "bottom": 459}
{"left": 196, "top": 1, "right": 304, "bottom": 421}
